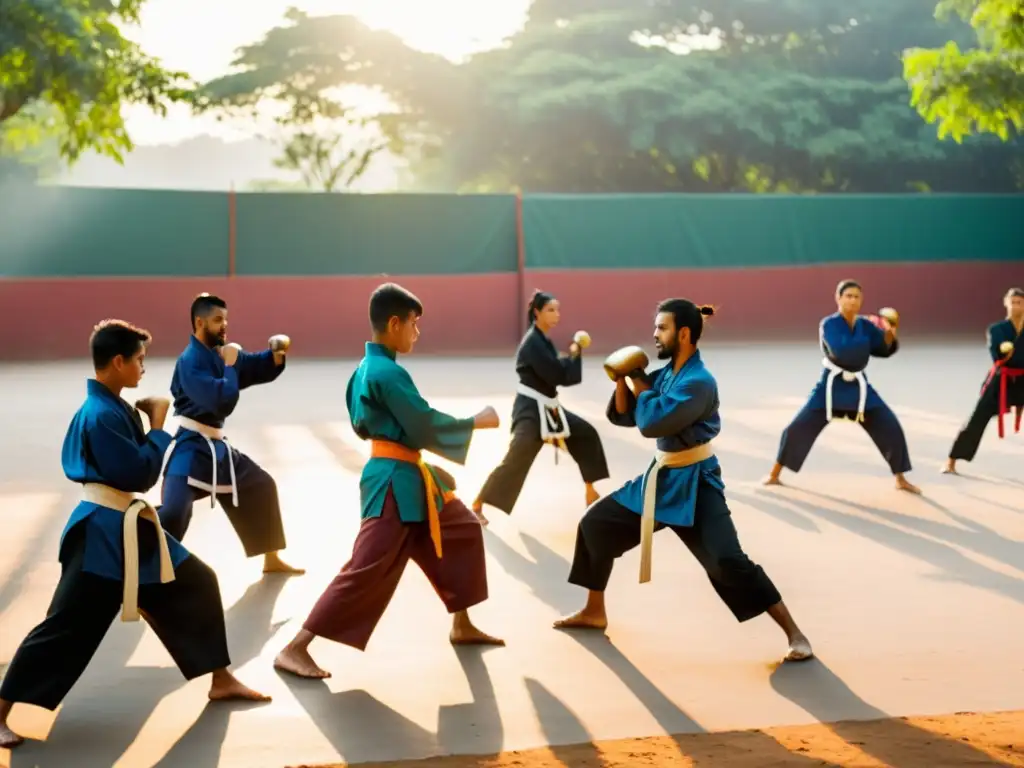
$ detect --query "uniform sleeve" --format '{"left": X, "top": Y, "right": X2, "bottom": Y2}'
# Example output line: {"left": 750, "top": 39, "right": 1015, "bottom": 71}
{"left": 90, "top": 411, "right": 172, "bottom": 492}
{"left": 521, "top": 331, "right": 582, "bottom": 388}
{"left": 377, "top": 366, "right": 476, "bottom": 465}
{"left": 866, "top": 320, "right": 898, "bottom": 358}
{"left": 633, "top": 376, "right": 712, "bottom": 439}
{"left": 179, "top": 357, "right": 240, "bottom": 413}
{"left": 235, "top": 349, "right": 285, "bottom": 389}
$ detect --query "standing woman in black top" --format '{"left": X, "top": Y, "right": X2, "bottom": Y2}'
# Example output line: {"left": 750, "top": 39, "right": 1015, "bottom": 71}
{"left": 471, "top": 291, "right": 610, "bottom": 525}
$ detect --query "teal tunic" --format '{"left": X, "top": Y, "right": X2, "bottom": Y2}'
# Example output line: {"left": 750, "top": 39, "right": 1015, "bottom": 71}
{"left": 346, "top": 342, "right": 476, "bottom": 523}
{"left": 607, "top": 350, "right": 724, "bottom": 527}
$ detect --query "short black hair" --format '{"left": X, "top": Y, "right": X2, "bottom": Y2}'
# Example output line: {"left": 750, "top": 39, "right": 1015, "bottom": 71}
{"left": 190, "top": 293, "right": 227, "bottom": 330}
{"left": 836, "top": 279, "right": 861, "bottom": 296}
{"left": 656, "top": 298, "right": 716, "bottom": 345}
{"left": 90, "top": 319, "right": 151, "bottom": 370}
{"left": 1005, "top": 287, "right": 1024, "bottom": 301}
{"left": 369, "top": 282, "right": 423, "bottom": 332}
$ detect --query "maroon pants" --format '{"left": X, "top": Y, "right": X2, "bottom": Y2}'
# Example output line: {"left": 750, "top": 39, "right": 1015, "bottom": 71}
{"left": 303, "top": 487, "right": 488, "bottom": 650}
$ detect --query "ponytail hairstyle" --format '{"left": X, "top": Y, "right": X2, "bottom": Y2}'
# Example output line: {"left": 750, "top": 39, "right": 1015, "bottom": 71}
{"left": 656, "top": 298, "right": 716, "bottom": 345}
{"left": 526, "top": 290, "right": 555, "bottom": 326}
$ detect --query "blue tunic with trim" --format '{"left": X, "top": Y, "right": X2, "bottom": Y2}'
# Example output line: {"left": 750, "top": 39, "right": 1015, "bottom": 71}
{"left": 164, "top": 335, "right": 285, "bottom": 483}
{"left": 608, "top": 350, "right": 723, "bottom": 527}
{"left": 806, "top": 313, "right": 898, "bottom": 414}
{"left": 61, "top": 379, "right": 191, "bottom": 582}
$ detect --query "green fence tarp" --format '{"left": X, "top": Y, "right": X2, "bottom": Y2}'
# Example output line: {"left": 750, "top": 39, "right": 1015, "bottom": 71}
{"left": 0, "top": 186, "right": 229, "bottom": 276}
{"left": 235, "top": 193, "right": 518, "bottom": 275}
{"left": 522, "top": 194, "right": 1024, "bottom": 269}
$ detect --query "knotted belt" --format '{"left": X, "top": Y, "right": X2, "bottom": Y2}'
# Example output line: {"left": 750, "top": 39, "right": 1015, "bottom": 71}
{"left": 82, "top": 483, "right": 175, "bottom": 622}
{"left": 821, "top": 358, "right": 867, "bottom": 422}
{"left": 982, "top": 362, "right": 1024, "bottom": 439}
{"left": 159, "top": 416, "right": 238, "bottom": 507}
{"left": 370, "top": 440, "right": 456, "bottom": 558}
{"left": 516, "top": 383, "right": 570, "bottom": 463}
{"left": 638, "top": 442, "right": 715, "bottom": 584}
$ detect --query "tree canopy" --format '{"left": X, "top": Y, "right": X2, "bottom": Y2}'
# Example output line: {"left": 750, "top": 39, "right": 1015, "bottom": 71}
{"left": 200, "top": 0, "right": 1022, "bottom": 192}
{"left": 903, "top": 0, "right": 1023, "bottom": 141}
{"left": 0, "top": 0, "right": 191, "bottom": 166}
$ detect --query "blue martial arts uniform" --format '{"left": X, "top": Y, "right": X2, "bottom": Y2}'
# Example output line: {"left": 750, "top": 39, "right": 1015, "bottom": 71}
{"left": 775, "top": 312, "right": 912, "bottom": 475}
{"left": 0, "top": 379, "right": 231, "bottom": 713}
{"left": 568, "top": 351, "right": 783, "bottom": 623}
{"left": 159, "top": 336, "right": 287, "bottom": 557}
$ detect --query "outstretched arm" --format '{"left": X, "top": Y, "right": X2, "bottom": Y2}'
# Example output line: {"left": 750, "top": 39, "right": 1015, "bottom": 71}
{"left": 87, "top": 412, "right": 172, "bottom": 492}
{"left": 377, "top": 367, "right": 476, "bottom": 465}
{"left": 235, "top": 349, "right": 285, "bottom": 390}
{"left": 634, "top": 377, "right": 712, "bottom": 439}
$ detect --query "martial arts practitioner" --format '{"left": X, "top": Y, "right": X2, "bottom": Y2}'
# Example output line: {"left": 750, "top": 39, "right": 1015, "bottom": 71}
{"left": 471, "top": 290, "right": 610, "bottom": 525}
{"left": 274, "top": 283, "right": 505, "bottom": 679}
{"left": 552, "top": 299, "right": 814, "bottom": 664}
{"left": 944, "top": 287, "right": 1024, "bottom": 474}
{"left": 0, "top": 320, "right": 269, "bottom": 750}
{"left": 158, "top": 293, "right": 303, "bottom": 575}
{"left": 764, "top": 279, "right": 920, "bottom": 494}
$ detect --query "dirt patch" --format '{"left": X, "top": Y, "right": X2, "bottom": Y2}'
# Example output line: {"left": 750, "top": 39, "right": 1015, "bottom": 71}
{"left": 291, "top": 710, "right": 1024, "bottom": 767}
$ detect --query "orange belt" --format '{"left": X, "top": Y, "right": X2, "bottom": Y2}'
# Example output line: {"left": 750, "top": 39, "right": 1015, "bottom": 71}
{"left": 982, "top": 364, "right": 1024, "bottom": 439}
{"left": 370, "top": 440, "right": 452, "bottom": 558}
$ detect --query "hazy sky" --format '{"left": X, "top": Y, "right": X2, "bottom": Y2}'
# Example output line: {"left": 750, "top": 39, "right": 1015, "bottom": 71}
{"left": 124, "top": 0, "right": 530, "bottom": 144}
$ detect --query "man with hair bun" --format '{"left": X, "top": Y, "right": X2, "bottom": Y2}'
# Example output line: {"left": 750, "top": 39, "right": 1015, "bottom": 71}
{"left": 554, "top": 299, "right": 813, "bottom": 665}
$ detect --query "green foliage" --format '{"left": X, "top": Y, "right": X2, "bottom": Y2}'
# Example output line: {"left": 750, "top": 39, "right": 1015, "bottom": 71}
{"left": 904, "top": 0, "right": 1023, "bottom": 140}
{"left": 198, "top": 1, "right": 1021, "bottom": 192}
{"left": 0, "top": 0, "right": 192, "bottom": 163}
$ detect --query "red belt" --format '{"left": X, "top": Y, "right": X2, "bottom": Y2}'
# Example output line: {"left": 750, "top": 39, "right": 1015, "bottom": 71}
{"left": 982, "top": 363, "right": 1024, "bottom": 438}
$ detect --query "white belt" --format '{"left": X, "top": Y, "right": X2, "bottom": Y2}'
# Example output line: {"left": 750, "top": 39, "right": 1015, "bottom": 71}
{"left": 638, "top": 442, "right": 715, "bottom": 584}
{"left": 822, "top": 357, "right": 867, "bottom": 423}
{"left": 516, "top": 383, "right": 571, "bottom": 441}
{"left": 159, "top": 416, "right": 238, "bottom": 506}
{"left": 82, "top": 483, "right": 175, "bottom": 622}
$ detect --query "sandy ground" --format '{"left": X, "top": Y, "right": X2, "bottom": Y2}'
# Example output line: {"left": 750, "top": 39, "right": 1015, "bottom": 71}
{"left": 1, "top": 341, "right": 1022, "bottom": 768}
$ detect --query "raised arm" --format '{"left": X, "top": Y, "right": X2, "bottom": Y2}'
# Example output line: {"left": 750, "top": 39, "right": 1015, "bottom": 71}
{"left": 606, "top": 379, "right": 638, "bottom": 427}
{"left": 84, "top": 411, "right": 172, "bottom": 492}
{"left": 521, "top": 332, "right": 583, "bottom": 389}
{"left": 235, "top": 348, "right": 285, "bottom": 390}
{"left": 866, "top": 320, "right": 899, "bottom": 358}
{"left": 634, "top": 377, "right": 713, "bottom": 439}
{"left": 377, "top": 367, "right": 476, "bottom": 465}
{"left": 178, "top": 358, "right": 240, "bottom": 413}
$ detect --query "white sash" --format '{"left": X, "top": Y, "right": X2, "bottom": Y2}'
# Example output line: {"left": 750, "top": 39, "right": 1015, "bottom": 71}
{"left": 821, "top": 357, "right": 867, "bottom": 423}
{"left": 82, "top": 483, "right": 175, "bottom": 622}
{"left": 516, "top": 383, "right": 571, "bottom": 441}
{"left": 159, "top": 416, "right": 239, "bottom": 506}
{"left": 638, "top": 442, "right": 715, "bottom": 584}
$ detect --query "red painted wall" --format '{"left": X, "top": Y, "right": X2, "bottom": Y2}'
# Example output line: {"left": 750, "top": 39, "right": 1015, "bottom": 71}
{"left": 0, "top": 262, "right": 1013, "bottom": 361}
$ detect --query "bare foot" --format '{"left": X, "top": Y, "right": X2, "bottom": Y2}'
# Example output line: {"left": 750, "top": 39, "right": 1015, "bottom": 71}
{"left": 785, "top": 634, "right": 814, "bottom": 662}
{"left": 553, "top": 610, "right": 608, "bottom": 631}
{"left": 762, "top": 475, "right": 783, "bottom": 486}
{"left": 450, "top": 625, "right": 505, "bottom": 646}
{"left": 263, "top": 552, "right": 305, "bottom": 575}
{"left": 274, "top": 647, "right": 331, "bottom": 679}
{"left": 941, "top": 459, "right": 958, "bottom": 475}
{"left": 208, "top": 670, "right": 272, "bottom": 702}
{"left": 471, "top": 504, "right": 489, "bottom": 526}
{"left": 896, "top": 475, "right": 921, "bottom": 494}
{"left": 0, "top": 723, "right": 25, "bottom": 748}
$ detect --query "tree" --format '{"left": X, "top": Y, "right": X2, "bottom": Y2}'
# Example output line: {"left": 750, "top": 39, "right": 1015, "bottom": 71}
{"left": 198, "top": 2, "right": 1021, "bottom": 193}
{"left": 903, "top": 0, "right": 1023, "bottom": 141}
{"left": 194, "top": 10, "right": 391, "bottom": 192}
{"left": 0, "top": 0, "right": 192, "bottom": 164}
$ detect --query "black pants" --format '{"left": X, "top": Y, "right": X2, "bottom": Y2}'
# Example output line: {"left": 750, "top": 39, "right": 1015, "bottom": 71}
{"left": 568, "top": 489, "right": 783, "bottom": 623}
{"left": 949, "top": 372, "right": 1024, "bottom": 461}
{"left": 159, "top": 455, "right": 286, "bottom": 557}
{"left": 776, "top": 402, "right": 912, "bottom": 475}
{"left": 477, "top": 412, "right": 610, "bottom": 514}
{"left": 0, "top": 523, "right": 231, "bottom": 711}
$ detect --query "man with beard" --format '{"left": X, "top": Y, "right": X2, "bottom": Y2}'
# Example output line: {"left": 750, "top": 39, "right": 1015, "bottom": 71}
{"left": 157, "top": 293, "right": 303, "bottom": 576}
{"left": 552, "top": 298, "right": 814, "bottom": 664}
{"left": 944, "top": 287, "right": 1024, "bottom": 474}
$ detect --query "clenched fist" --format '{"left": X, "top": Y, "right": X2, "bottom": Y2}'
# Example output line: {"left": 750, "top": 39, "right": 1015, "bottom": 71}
{"left": 473, "top": 406, "right": 500, "bottom": 430}
{"left": 218, "top": 342, "right": 242, "bottom": 366}
{"left": 135, "top": 397, "right": 170, "bottom": 430}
